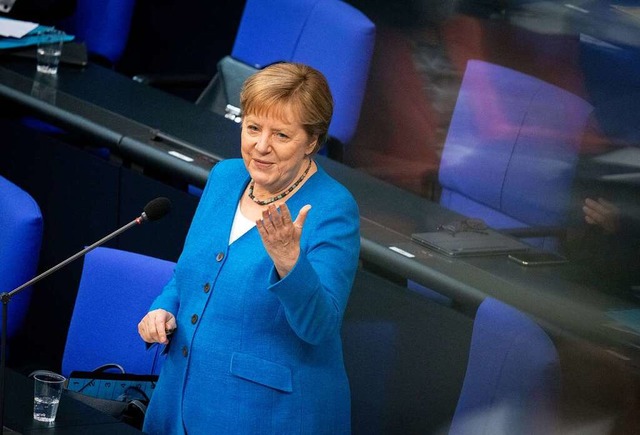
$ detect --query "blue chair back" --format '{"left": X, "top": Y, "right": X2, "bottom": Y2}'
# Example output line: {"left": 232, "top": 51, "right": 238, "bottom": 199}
{"left": 231, "top": 0, "right": 376, "bottom": 146}
{"left": 449, "top": 298, "right": 560, "bottom": 435}
{"left": 438, "top": 60, "right": 593, "bottom": 250}
{"left": 60, "top": 0, "right": 136, "bottom": 65}
{"left": 61, "top": 247, "right": 175, "bottom": 377}
{"left": 0, "top": 176, "right": 43, "bottom": 340}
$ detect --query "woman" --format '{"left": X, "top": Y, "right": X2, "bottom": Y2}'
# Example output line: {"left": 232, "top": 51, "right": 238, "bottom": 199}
{"left": 138, "top": 63, "right": 360, "bottom": 434}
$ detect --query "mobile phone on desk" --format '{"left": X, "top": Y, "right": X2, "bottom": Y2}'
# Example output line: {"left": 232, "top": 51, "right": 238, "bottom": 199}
{"left": 508, "top": 251, "right": 568, "bottom": 266}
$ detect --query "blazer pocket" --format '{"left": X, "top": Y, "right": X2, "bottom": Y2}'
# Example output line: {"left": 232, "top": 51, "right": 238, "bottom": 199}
{"left": 229, "top": 352, "right": 293, "bottom": 393}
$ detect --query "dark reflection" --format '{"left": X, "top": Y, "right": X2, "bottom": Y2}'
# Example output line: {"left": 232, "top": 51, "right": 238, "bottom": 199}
{"left": 566, "top": 144, "right": 640, "bottom": 297}
{"left": 346, "top": 0, "right": 639, "bottom": 432}
{"left": 30, "top": 72, "right": 59, "bottom": 105}
{"left": 347, "top": 0, "right": 640, "bottom": 301}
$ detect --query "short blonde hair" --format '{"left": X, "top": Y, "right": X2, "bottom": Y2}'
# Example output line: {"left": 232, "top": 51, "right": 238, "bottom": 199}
{"left": 240, "top": 63, "right": 333, "bottom": 154}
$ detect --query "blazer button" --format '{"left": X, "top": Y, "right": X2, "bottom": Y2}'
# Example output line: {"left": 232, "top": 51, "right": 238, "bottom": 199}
{"left": 203, "top": 283, "right": 210, "bottom": 293}
{"left": 182, "top": 346, "right": 188, "bottom": 357}
{"left": 191, "top": 314, "right": 198, "bottom": 324}
{"left": 216, "top": 252, "right": 224, "bottom": 262}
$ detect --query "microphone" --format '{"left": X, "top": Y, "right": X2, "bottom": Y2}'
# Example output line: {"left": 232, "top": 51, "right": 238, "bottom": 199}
{"left": 3, "top": 197, "right": 172, "bottom": 298}
{"left": 141, "top": 197, "right": 172, "bottom": 222}
{"left": 0, "top": 197, "right": 171, "bottom": 432}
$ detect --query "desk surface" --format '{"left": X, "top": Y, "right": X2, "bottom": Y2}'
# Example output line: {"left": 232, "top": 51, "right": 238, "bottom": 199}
{"left": 1, "top": 57, "right": 638, "bottom": 361}
{"left": 3, "top": 369, "right": 141, "bottom": 434}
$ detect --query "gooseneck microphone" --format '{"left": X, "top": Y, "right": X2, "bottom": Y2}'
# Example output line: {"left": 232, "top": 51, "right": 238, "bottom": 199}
{"left": 141, "top": 196, "right": 172, "bottom": 222}
{"left": 3, "top": 197, "right": 171, "bottom": 298}
{"left": 0, "top": 197, "right": 172, "bottom": 432}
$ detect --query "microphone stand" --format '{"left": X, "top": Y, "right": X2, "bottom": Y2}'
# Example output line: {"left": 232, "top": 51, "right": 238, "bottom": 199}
{"left": 0, "top": 212, "right": 150, "bottom": 431}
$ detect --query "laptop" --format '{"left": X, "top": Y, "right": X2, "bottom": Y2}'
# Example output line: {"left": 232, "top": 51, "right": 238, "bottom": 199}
{"left": 411, "top": 228, "right": 529, "bottom": 257}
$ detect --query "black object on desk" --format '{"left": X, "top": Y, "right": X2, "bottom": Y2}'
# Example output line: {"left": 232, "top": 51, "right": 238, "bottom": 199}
{"left": 507, "top": 251, "right": 568, "bottom": 266}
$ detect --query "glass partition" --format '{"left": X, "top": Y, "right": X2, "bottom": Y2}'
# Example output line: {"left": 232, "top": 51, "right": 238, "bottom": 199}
{"left": 346, "top": 0, "right": 640, "bottom": 432}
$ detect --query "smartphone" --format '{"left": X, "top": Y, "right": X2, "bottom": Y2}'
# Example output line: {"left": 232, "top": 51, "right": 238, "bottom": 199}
{"left": 508, "top": 251, "right": 568, "bottom": 266}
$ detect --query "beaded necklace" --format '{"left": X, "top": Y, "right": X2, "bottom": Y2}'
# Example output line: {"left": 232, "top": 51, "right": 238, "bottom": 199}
{"left": 248, "top": 158, "right": 313, "bottom": 205}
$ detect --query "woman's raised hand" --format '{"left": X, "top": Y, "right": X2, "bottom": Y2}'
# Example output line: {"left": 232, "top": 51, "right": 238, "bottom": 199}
{"left": 256, "top": 203, "right": 311, "bottom": 278}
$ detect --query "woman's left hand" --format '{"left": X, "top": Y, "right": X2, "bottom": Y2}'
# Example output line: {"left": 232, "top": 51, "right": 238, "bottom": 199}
{"left": 583, "top": 197, "right": 620, "bottom": 234}
{"left": 256, "top": 203, "right": 311, "bottom": 278}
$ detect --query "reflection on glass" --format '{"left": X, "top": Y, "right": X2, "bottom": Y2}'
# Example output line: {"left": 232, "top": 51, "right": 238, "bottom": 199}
{"left": 30, "top": 73, "right": 58, "bottom": 105}
{"left": 347, "top": 0, "right": 640, "bottom": 432}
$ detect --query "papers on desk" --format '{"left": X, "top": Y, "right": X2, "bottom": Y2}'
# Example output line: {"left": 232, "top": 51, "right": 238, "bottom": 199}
{"left": 0, "top": 16, "right": 37, "bottom": 37}
{"left": 0, "top": 17, "right": 73, "bottom": 50}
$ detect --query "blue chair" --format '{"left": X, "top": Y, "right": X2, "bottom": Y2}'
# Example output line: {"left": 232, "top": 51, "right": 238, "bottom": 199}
{"left": 139, "top": 0, "right": 375, "bottom": 197}
{"left": 59, "top": 0, "right": 137, "bottom": 66}
{"left": 0, "top": 176, "right": 43, "bottom": 343}
{"left": 449, "top": 297, "right": 561, "bottom": 435}
{"left": 61, "top": 247, "right": 175, "bottom": 377}
{"left": 229, "top": 0, "right": 375, "bottom": 149}
{"left": 409, "top": 60, "right": 593, "bottom": 303}
{"left": 438, "top": 60, "right": 593, "bottom": 251}
{"left": 23, "top": 0, "right": 138, "bottom": 138}
{"left": 133, "top": 0, "right": 374, "bottom": 198}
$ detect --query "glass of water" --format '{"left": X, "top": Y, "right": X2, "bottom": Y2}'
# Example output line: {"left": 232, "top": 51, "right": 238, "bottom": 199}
{"left": 33, "top": 371, "right": 66, "bottom": 423}
{"left": 36, "top": 30, "right": 65, "bottom": 75}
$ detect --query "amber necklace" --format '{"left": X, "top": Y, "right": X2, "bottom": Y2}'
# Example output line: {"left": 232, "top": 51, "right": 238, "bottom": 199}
{"left": 248, "top": 159, "right": 312, "bottom": 205}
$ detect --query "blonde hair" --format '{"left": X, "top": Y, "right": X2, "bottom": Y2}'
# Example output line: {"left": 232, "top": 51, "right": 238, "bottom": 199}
{"left": 240, "top": 63, "right": 333, "bottom": 153}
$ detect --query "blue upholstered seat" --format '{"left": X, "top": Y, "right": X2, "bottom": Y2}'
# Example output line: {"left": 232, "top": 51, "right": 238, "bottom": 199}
{"left": 0, "top": 176, "right": 43, "bottom": 342}
{"left": 24, "top": 0, "right": 138, "bottom": 139}
{"left": 449, "top": 297, "right": 560, "bottom": 435}
{"left": 230, "top": 0, "right": 376, "bottom": 148}
{"left": 438, "top": 60, "right": 593, "bottom": 250}
{"left": 409, "top": 60, "right": 593, "bottom": 302}
{"left": 60, "top": 0, "right": 136, "bottom": 66}
{"left": 61, "top": 247, "right": 175, "bottom": 377}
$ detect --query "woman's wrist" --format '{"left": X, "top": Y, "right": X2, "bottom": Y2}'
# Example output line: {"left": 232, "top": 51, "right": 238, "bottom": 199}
{"left": 274, "top": 249, "right": 299, "bottom": 278}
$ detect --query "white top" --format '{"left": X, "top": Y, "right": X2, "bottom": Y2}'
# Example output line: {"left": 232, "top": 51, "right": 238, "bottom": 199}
{"left": 229, "top": 202, "right": 256, "bottom": 244}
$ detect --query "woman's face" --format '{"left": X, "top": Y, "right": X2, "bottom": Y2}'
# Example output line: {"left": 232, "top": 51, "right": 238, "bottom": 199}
{"left": 241, "top": 105, "right": 317, "bottom": 195}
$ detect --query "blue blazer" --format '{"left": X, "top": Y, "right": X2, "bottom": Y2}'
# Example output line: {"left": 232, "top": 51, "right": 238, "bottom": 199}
{"left": 144, "top": 159, "right": 360, "bottom": 434}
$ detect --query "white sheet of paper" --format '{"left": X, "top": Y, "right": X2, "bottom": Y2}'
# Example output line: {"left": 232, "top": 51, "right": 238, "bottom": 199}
{"left": 0, "top": 17, "right": 39, "bottom": 38}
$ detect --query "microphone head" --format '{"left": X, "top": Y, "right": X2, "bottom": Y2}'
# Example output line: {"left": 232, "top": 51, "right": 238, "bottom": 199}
{"left": 143, "top": 197, "right": 172, "bottom": 221}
